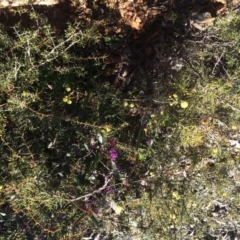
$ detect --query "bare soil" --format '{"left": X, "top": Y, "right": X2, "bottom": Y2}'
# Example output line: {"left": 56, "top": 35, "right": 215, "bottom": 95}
{"left": 0, "top": 0, "right": 239, "bottom": 91}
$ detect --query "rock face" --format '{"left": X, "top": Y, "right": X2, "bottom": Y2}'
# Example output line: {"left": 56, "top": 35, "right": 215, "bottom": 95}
{"left": 104, "top": 0, "right": 170, "bottom": 31}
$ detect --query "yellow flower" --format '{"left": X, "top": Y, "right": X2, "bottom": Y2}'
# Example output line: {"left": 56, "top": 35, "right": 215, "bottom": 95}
{"left": 169, "top": 102, "right": 174, "bottom": 106}
{"left": 172, "top": 191, "right": 180, "bottom": 200}
{"left": 149, "top": 172, "right": 155, "bottom": 176}
{"left": 123, "top": 102, "right": 128, "bottom": 107}
{"left": 173, "top": 93, "right": 178, "bottom": 99}
{"left": 22, "top": 91, "right": 29, "bottom": 97}
{"left": 0, "top": 186, "right": 2, "bottom": 190}
{"left": 115, "top": 205, "right": 123, "bottom": 214}
{"left": 66, "top": 87, "right": 71, "bottom": 92}
{"left": 67, "top": 100, "right": 72, "bottom": 104}
{"left": 180, "top": 101, "right": 188, "bottom": 109}
{"left": 104, "top": 125, "right": 111, "bottom": 132}
{"left": 101, "top": 129, "right": 106, "bottom": 133}
{"left": 212, "top": 148, "right": 218, "bottom": 154}
{"left": 129, "top": 103, "right": 135, "bottom": 108}
{"left": 232, "top": 125, "right": 237, "bottom": 130}
{"left": 63, "top": 96, "right": 68, "bottom": 102}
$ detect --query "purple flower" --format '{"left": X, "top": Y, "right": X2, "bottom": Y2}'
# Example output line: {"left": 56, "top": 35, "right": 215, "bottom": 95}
{"left": 108, "top": 139, "right": 117, "bottom": 148}
{"left": 23, "top": 223, "right": 30, "bottom": 230}
{"left": 104, "top": 187, "right": 114, "bottom": 194}
{"left": 90, "top": 142, "right": 97, "bottom": 150}
{"left": 109, "top": 149, "right": 118, "bottom": 161}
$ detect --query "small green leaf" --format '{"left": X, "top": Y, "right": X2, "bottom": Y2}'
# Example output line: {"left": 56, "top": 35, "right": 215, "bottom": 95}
{"left": 111, "top": 161, "right": 121, "bottom": 181}
{"left": 136, "top": 129, "right": 146, "bottom": 148}
{"left": 89, "top": 152, "right": 102, "bottom": 172}
{"left": 57, "top": 172, "right": 64, "bottom": 177}
{"left": 89, "top": 214, "right": 100, "bottom": 227}
{"left": 104, "top": 37, "right": 112, "bottom": 42}
{"left": 84, "top": 143, "right": 90, "bottom": 152}
{"left": 97, "top": 133, "right": 103, "bottom": 144}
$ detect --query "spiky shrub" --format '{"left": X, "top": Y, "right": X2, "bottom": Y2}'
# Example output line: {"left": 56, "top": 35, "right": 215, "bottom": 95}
{"left": 0, "top": 7, "right": 153, "bottom": 239}
{"left": 1, "top": 5, "right": 240, "bottom": 240}
{"left": 0, "top": 9, "right": 121, "bottom": 239}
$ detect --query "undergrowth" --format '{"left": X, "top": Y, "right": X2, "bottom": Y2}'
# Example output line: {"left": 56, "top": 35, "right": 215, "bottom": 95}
{"left": 0, "top": 6, "right": 239, "bottom": 240}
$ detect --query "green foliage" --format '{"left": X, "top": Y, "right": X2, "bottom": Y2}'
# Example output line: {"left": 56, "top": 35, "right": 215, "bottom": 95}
{"left": 0, "top": 9, "right": 109, "bottom": 239}
{"left": 0, "top": 5, "right": 240, "bottom": 240}
{"left": 116, "top": 10, "right": 240, "bottom": 239}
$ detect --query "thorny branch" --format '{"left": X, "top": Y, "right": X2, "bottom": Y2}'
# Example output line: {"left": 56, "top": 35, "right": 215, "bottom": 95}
{"left": 65, "top": 174, "right": 111, "bottom": 202}
{"left": 212, "top": 52, "right": 224, "bottom": 75}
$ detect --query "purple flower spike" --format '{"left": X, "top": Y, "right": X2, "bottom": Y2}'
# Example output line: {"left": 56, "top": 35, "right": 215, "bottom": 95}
{"left": 104, "top": 187, "right": 114, "bottom": 194}
{"left": 109, "top": 149, "right": 118, "bottom": 161}
{"left": 108, "top": 139, "right": 117, "bottom": 148}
